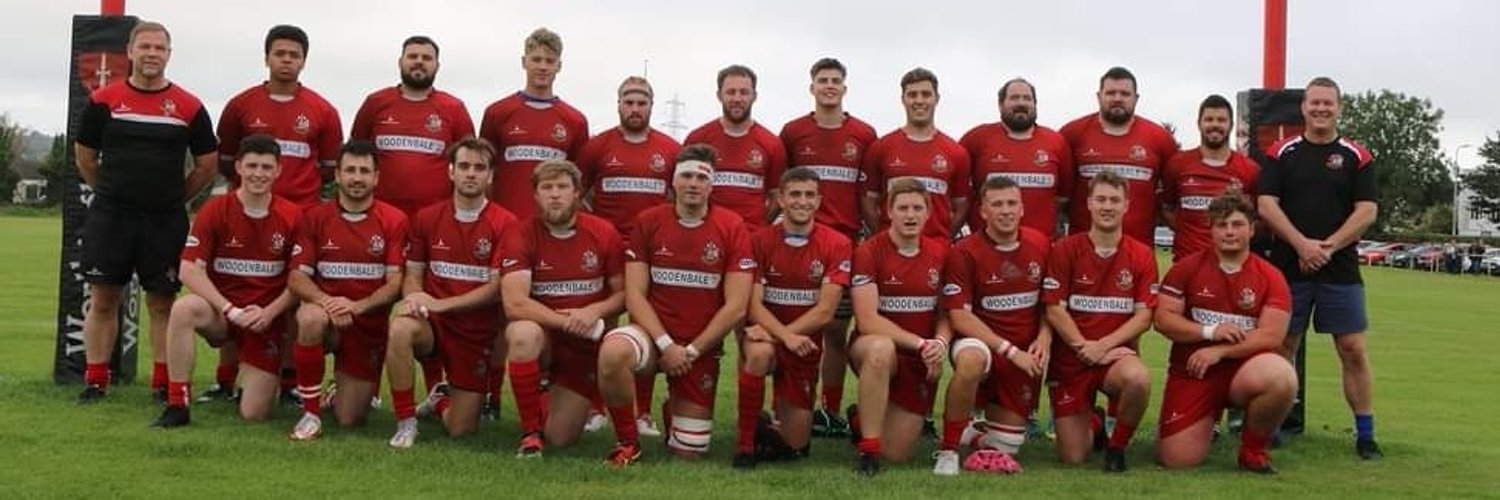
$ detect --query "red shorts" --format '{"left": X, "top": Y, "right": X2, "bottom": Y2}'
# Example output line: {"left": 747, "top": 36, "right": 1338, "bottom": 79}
{"left": 1047, "top": 364, "right": 1110, "bottom": 418}
{"left": 334, "top": 314, "right": 390, "bottom": 383}
{"left": 226, "top": 316, "right": 288, "bottom": 375}
{"left": 666, "top": 350, "right": 723, "bottom": 411}
{"left": 890, "top": 354, "right": 939, "bottom": 416}
{"left": 773, "top": 343, "right": 822, "bottom": 411}
{"left": 1157, "top": 357, "right": 1259, "bottom": 438}
{"left": 434, "top": 317, "right": 499, "bottom": 393}
{"left": 977, "top": 354, "right": 1043, "bottom": 417}
{"left": 549, "top": 333, "right": 601, "bottom": 401}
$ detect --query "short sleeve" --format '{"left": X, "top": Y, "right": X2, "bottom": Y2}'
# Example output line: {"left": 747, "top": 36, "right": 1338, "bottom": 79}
{"left": 188, "top": 108, "right": 218, "bottom": 156}
{"left": 317, "top": 102, "right": 345, "bottom": 164}
{"left": 289, "top": 210, "right": 318, "bottom": 274}
{"left": 850, "top": 241, "right": 876, "bottom": 288}
{"left": 404, "top": 212, "right": 428, "bottom": 265}
{"left": 825, "top": 235, "right": 853, "bottom": 287}
{"left": 182, "top": 200, "right": 219, "bottom": 263}
{"left": 1133, "top": 246, "right": 1160, "bottom": 308}
{"left": 1260, "top": 262, "right": 1292, "bottom": 313}
{"left": 1157, "top": 256, "right": 1191, "bottom": 301}
{"left": 728, "top": 223, "right": 756, "bottom": 273}
{"left": 941, "top": 245, "right": 973, "bottom": 310}
{"left": 383, "top": 210, "right": 410, "bottom": 268}
{"left": 1353, "top": 157, "right": 1378, "bottom": 203}
{"left": 1041, "top": 240, "right": 1071, "bottom": 304}
{"left": 77, "top": 94, "right": 110, "bottom": 149}
{"left": 603, "top": 226, "right": 626, "bottom": 277}
{"left": 498, "top": 221, "right": 531, "bottom": 276}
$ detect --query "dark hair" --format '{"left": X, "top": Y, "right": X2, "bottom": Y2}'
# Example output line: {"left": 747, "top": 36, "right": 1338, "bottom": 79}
{"left": 979, "top": 175, "right": 1021, "bottom": 199}
{"left": 809, "top": 58, "right": 846, "bottom": 79}
{"left": 998, "top": 78, "right": 1036, "bottom": 102}
{"left": 886, "top": 177, "right": 929, "bottom": 208}
{"left": 447, "top": 136, "right": 495, "bottom": 166}
{"left": 337, "top": 140, "right": 378, "bottom": 169}
{"left": 781, "top": 166, "right": 822, "bottom": 186}
{"left": 1207, "top": 193, "right": 1256, "bottom": 225}
{"left": 237, "top": 134, "right": 281, "bottom": 159}
{"left": 264, "top": 25, "right": 308, "bottom": 56}
{"left": 1098, "top": 66, "right": 1137, "bottom": 92}
{"left": 402, "top": 35, "right": 439, "bottom": 57}
{"left": 901, "top": 67, "right": 938, "bottom": 93}
{"left": 1088, "top": 170, "right": 1129, "bottom": 197}
{"left": 717, "top": 64, "right": 757, "bottom": 90}
{"left": 677, "top": 143, "right": 718, "bottom": 165}
{"left": 1198, "top": 94, "right": 1233, "bottom": 119}
{"left": 1305, "top": 76, "right": 1341, "bottom": 99}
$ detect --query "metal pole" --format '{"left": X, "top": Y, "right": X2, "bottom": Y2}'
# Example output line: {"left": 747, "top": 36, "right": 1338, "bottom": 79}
{"left": 1264, "top": 0, "right": 1287, "bottom": 89}
{"left": 1454, "top": 144, "right": 1474, "bottom": 236}
{"left": 101, "top": 0, "right": 125, "bottom": 16}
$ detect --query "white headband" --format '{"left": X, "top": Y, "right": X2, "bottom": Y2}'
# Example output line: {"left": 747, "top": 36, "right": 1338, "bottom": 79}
{"left": 675, "top": 160, "right": 714, "bottom": 177}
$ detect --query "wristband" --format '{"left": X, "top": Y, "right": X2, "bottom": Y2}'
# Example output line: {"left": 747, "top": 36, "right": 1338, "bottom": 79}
{"left": 588, "top": 319, "right": 606, "bottom": 341}
{"left": 1201, "top": 323, "right": 1216, "bottom": 342}
{"left": 1002, "top": 344, "right": 1018, "bottom": 358}
{"left": 417, "top": 305, "right": 430, "bottom": 319}
{"left": 685, "top": 344, "right": 700, "bottom": 359}
{"left": 220, "top": 302, "right": 235, "bottom": 318}
{"left": 654, "top": 334, "right": 675, "bottom": 351}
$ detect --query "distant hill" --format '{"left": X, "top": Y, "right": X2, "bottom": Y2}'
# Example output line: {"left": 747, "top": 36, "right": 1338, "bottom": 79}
{"left": 18, "top": 129, "right": 55, "bottom": 162}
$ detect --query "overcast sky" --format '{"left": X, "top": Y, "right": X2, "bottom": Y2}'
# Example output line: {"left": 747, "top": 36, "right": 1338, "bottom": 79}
{"left": 6, "top": 1, "right": 1497, "bottom": 169}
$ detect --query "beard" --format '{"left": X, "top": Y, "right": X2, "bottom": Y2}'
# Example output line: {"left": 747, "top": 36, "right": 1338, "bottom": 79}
{"left": 400, "top": 70, "right": 435, "bottom": 90}
{"left": 1102, "top": 106, "right": 1133, "bottom": 125}
{"left": 621, "top": 114, "right": 649, "bottom": 133}
{"left": 1002, "top": 109, "right": 1035, "bottom": 132}
{"left": 722, "top": 105, "right": 751, "bottom": 125}
{"left": 543, "top": 205, "right": 576, "bottom": 226}
{"left": 1202, "top": 132, "right": 1228, "bottom": 150}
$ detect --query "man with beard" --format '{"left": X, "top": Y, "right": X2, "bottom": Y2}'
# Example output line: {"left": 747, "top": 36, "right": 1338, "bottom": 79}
{"left": 1160, "top": 95, "right": 1259, "bottom": 262}
{"left": 384, "top": 138, "right": 517, "bottom": 448}
{"left": 75, "top": 21, "right": 219, "bottom": 404}
{"left": 209, "top": 24, "right": 346, "bottom": 406}
{"left": 734, "top": 167, "right": 852, "bottom": 469}
{"left": 499, "top": 159, "right": 626, "bottom": 457}
{"left": 1043, "top": 171, "right": 1157, "bottom": 473}
{"left": 595, "top": 144, "right": 755, "bottom": 467}
{"left": 960, "top": 78, "right": 1073, "bottom": 238}
{"left": 576, "top": 76, "right": 681, "bottom": 437}
{"left": 351, "top": 36, "right": 475, "bottom": 216}
{"left": 933, "top": 176, "right": 1051, "bottom": 476}
{"left": 284, "top": 141, "right": 408, "bottom": 440}
{"left": 777, "top": 58, "right": 875, "bottom": 438}
{"left": 1060, "top": 67, "right": 1177, "bottom": 245}
{"left": 152, "top": 135, "right": 300, "bottom": 428}
{"left": 1154, "top": 194, "right": 1295, "bottom": 473}
{"left": 685, "top": 65, "right": 787, "bottom": 232}
{"left": 480, "top": 28, "right": 589, "bottom": 220}
{"left": 862, "top": 68, "right": 970, "bottom": 241}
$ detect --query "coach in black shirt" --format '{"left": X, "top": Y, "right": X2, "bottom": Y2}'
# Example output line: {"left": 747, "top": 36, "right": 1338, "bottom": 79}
{"left": 1256, "top": 76, "right": 1382, "bottom": 460}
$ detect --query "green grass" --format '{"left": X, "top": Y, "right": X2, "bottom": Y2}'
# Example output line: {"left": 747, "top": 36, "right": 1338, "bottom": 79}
{"left": 2, "top": 215, "right": 1498, "bottom": 499}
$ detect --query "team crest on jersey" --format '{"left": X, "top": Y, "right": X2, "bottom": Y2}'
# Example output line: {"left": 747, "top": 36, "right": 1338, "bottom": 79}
{"left": 582, "top": 249, "right": 600, "bottom": 272}
{"left": 475, "top": 237, "right": 493, "bottom": 260}
{"left": 703, "top": 242, "right": 721, "bottom": 264}
{"left": 809, "top": 259, "right": 825, "bottom": 281}
{"left": 161, "top": 98, "right": 178, "bottom": 117}
{"left": 928, "top": 267, "right": 941, "bottom": 290}
{"left": 747, "top": 149, "right": 766, "bottom": 170}
{"left": 1116, "top": 269, "right": 1134, "bottom": 291}
{"left": 1228, "top": 178, "right": 1244, "bottom": 193}
{"left": 1035, "top": 149, "right": 1051, "bottom": 166}
{"left": 294, "top": 114, "right": 311, "bottom": 135}
{"left": 425, "top": 113, "right": 444, "bottom": 133}
{"left": 649, "top": 153, "right": 667, "bottom": 173}
{"left": 551, "top": 123, "right": 568, "bottom": 143}
{"left": 843, "top": 141, "right": 860, "bottom": 162}
{"left": 1238, "top": 287, "right": 1257, "bottom": 311}
{"left": 932, "top": 154, "right": 949, "bottom": 173}
{"left": 1027, "top": 261, "right": 1042, "bottom": 283}
{"left": 1002, "top": 261, "right": 1023, "bottom": 282}
{"left": 369, "top": 235, "right": 386, "bottom": 257}
{"left": 700, "top": 372, "right": 717, "bottom": 392}
{"left": 1129, "top": 145, "right": 1147, "bottom": 161}
{"left": 1325, "top": 154, "right": 1345, "bottom": 170}
{"left": 270, "top": 232, "right": 286, "bottom": 254}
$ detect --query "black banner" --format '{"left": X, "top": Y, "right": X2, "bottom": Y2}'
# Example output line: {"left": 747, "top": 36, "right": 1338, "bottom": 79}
{"left": 54, "top": 15, "right": 140, "bottom": 385}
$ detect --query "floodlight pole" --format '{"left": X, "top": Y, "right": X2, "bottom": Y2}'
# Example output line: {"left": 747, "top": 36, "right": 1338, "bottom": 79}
{"left": 1264, "top": 0, "right": 1286, "bottom": 89}
{"left": 102, "top": 0, "right": 125, "bottom": 16}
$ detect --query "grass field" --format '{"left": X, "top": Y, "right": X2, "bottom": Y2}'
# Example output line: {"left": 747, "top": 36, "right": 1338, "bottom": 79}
{"left": 2, "top": 215, "right": 1498, "bottom": 499}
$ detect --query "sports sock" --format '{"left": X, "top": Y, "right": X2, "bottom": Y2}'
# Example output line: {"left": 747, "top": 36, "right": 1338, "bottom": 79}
{"left": 167, "top": 381, "right": 190, "bottom": 408}
{"left": 1241, "top": 427, "right": 1272, "bottom": 455}
{"left": 609, "top": 404, "right": 639, "bottom": 444}
{"left": 420, "top": 357, "right": 444, "bottom": 394}
{"left": 215, "top": 363, "right": 239, "bottom": 389}
{"left": 1355, "top": 414, "right": 1375, "bottom": 441}
{"left": 292, "top": 343, "right": 325, "bottom": 416}
{"left": 151, "top": 361, "right": 168, "bottom": 391}
{"left": 821, "top": 385, "right": 843, "bottom": 416}
{"left": 941, "top": 416, "right": 968, "bottom": 451}
{"left": 736, "top": 370, "right": 766, "bottom": 453}
{"left": 634, "top": 374, "right": 655, "bottom": 419}
{"left": 392, "top": 388, "right": 416, "bottom": 421}
{"left": 857, "top": 436, "right": 882, "bottom": 456}
{"left": 85, "top": 362, "right": 110, "bottom": 391}
{"left": 509, "top": 360, "right": 543, "bottom": 434}
{"left": 1108, "top": 421, "right": 1136, "bottom": 450}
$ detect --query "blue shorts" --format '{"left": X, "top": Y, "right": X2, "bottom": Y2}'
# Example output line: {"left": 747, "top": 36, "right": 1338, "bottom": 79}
{"left": 1288, "top": 281, "right": 1368, "bottom": 335}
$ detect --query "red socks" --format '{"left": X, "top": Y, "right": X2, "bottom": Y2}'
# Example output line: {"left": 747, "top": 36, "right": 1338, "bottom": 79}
{"left": 292, "top": 344, "right": 325, "bottom": 416}
{"left": 822, "top": 385, "right": 843, "bottom": 415}
{"left": 167, "top": 381, "right": 190, "bottom": 408}
{"left": 634, "top": 374, "right": 655, "bottom": 419}
{"left": 85, "top": 362, "right": 110, "bottom": 391}
{"left": 857, "top": 437, "right": 882, "bottom": 456}
{"left": 392, "top": 388, "right": 417, "bottom": 421}
{"left": 609, "top": 404, "right": 639, "bottom": 444}
{"left": 1241, "top": 428, "right": 1272, "bottom": 454}
{"left": 941, "top": 417, "right": 969, "bottom": 451}
{"left": 150, "top": 361, "right": 168, "bottom": 391}
{"left": 215, "top": 363, "right": 238, "bottom": 389}
{"left": 420, "top": 357, "right": 444, "bottom": 394}
{"left": 509, "top": 360, "right": 543, "bottom": 434}
{"left": 1108, "top": 422, "right": 1136, "bottom": 450}
{"left": 736, "top": 370, "right": 766, "bottom": 453}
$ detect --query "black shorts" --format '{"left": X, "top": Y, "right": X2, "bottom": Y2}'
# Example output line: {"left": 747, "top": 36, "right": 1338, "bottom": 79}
{"left": 81, "top": 204, "right": 187, "bottom": 294}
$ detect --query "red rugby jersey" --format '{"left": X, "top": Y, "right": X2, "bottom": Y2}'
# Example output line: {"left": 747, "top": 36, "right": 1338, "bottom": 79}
{"left": 1059, "top": 114, "right": 1177, "bottom": 244}
{"left": 479, "top": 92, "right": 590, "bottom": 220}
{"left": 862, "top": 129, "right": 971, "bottom": 239}
{"left": 960, "top": 123, "right": 1073, "bottom": 236}
{"left": 779, "top": 113, "right": 878, "bottom": 238}
{"left": 183, "top": 192, "right": 302, "bottom": 307}
{"left": 577, "top": 127, "right": 681, "bottom": 242}
{"left": 350, "top": 87, "right": 475, "bottom": 216}
{"left": 1041, "top": 231, "right": 1158, "bottom": 376}
{"left": 499, "top": 212, "right": 624, "bottom": 311}
{"left": 942, "top": 226, "right": 1051, "bottom": 347}
{"left": 751, "top": 222, "right": 853, "bottom": 324}
{"left": 290, "top": 199, "right": 408, "bottom": 302}
{"left": 218, "top": 84, "right": 343, "bottom": 208}
{"left": 626, "top": 204, "right": 755, "bottom": 342}
{"left": 1158, "top": 251, "right": 1289, "bottom": 377}
{"left": 405, "top": 200, "right": 516, "bottom": 335}
{"left": 1160, "top": 149, "right": 1259, "bottom": 261}
{"left": 851, "top": 233, "right": 948, "bottom": 341}
{"left": 684, "top": 120, "right": 787, "bottom": 231}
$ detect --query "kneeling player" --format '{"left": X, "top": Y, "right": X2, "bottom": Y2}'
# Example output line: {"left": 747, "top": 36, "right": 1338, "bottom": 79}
{"left": 735, "top": 167, "right": 852, "bottom": 469}
{"left": 596, "top": 144, "right": 755, "bottom": 467}
{"left": 1042, "top": 171, "right": 1157, "bottom": 472}
{"left": 385, "top": 138, "right": 517, "bottom": 448}
{"left": 847, "top": 178, "right": 951, "bottom": 477}
{"left": 934, "top": 176, "right": 1051, "bottom": 475}
{"left": 286, "top": 141, "right": 408, "bottom": 440}
{"left": 1154, "top": 194, "right": 1295, "bottom": 473}
{"left": 500, "top": 159, "right": 625, "bottom": 457}
{"left": 154, "top": 135, "right": 300, "bottom": 427}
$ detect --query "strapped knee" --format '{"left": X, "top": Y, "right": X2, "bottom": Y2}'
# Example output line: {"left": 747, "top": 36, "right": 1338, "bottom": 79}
{"left": 666, "top": 415, "right": 713, "bottom": 454}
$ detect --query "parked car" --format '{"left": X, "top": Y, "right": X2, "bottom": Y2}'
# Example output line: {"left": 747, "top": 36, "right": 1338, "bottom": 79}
{"left": 1389, "top": 244, "right": 1436, "bottom": 268}
{"left": 1154, "top": 226, "right": 1174, "bottom": 249}
{"left": 1481, "top": 250, "right": 1500, "bottom": 275}
{"left": 1361, "top": 242, "right": 1409, "bottom": 265}
{"left": 1413, "top": 246, "right": 1447, "bottom": 270}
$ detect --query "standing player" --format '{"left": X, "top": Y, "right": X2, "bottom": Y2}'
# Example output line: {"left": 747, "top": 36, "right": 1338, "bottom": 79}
{"left": 1154, "top": 194, "right": 1297, "bottom": 473}
{"left": 777, "top": 58, "right": 876, "bottom": 437}
{"left": 684, "top": 65, "right": 787, "bottom": 232}
{"left": 480, "top": 27, "right": 589, "bottom": 220}
{"left": 75, "top": 21, "right": 219, "bottom": 403}
{"left": 577, "top": 75, "right": 682, "bottom": 437}
{"left": 1257, "top": 77, "right": 1382, "bottom": 459}
{"left": 862, "top": 68, "right": 970, "bottom": 241}
{"left": 847, "top": 179, "right": 951, "bottom": 477}
{"left": 210, "top": 24, "right": 345, "bottom": 405}
{"left": 351, "top": 35, "right": 475, "bottom": 216}
{"left": 595, "top": 145, "right": 755, "bottom": 467}
{"left": 1042, "top": 171, "right": 1157, "bottom": 472}
{"left": 1059, "top": 66, "right": 1177, "bottom": 244}
{"left": 735, "top": 167, "right": 852, "bottom": 469}
{"left": 500, "top": 159, "right": 625, "bottom": 457}
{"left": 933, "top": 176, "right": 1051, "bottom": 476}
{"left": 285, "top": 141, "right": 408, "bottom": 440}
{"left": 151, "top": 135, "right": 299, "bottom": 427}
{"left": 385, "top": 138, "right": 517, "bottom": 448}
{"left": 960, "top": 78, "right": 1073, "bottom": 238}
{"left": 1160, "top": 95, "right": 1259, "bottom": 262}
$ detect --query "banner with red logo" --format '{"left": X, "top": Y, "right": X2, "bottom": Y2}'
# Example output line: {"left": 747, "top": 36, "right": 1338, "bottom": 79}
{"left": 55, "top": 15, "right": 139, "bottom": 384}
